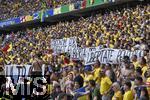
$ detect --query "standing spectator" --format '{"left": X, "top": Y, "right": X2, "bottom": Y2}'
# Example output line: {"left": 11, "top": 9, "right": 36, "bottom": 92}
{"left": 74, "top": 67, "right": 84, "bottom": 88}
{"left": 121, "top": 56, "right": 134, "bottom": 80}
{"left": 51, "top": 85, "right": 63, "bottom": 100}
{"left": 88, "top": 80, "right": 101, "bottom": 100}
{"left": 134, "top": 76, "right": 145, "bottom": 99}
{"left": 123, "top": 81, "right": 134, "bottom": 100}
{"left": 93, "top": 60, "right": 101, "bottom": 84}
{"left": 139, "top": 57, "right": 148, "bottom": 77}
{"left": 100, "top": 66, "right": 112, "bottom": 100}
{"left": 139, "top": 87, "right": 149, "bottom": 100}
{"left": 29, "top": 53, "right": 44, "bottom": 78}
{"left": 131, "top": 55, "right": 139, "bottom": 69}
{"left": 112, "top": 82, "right": 123, "bottom": 100}
{"left": 83, "top": 65, "right": 93, "bottom": 86}
{"left": 105, "top": 63, "right": 117, "bottom": 82}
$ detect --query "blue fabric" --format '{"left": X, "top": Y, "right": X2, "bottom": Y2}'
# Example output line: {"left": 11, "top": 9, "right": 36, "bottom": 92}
{"left": 84, "top": 65, "right": 92, "bottom": 71}
{"left": 74, "top": 86, "right": 87, "bottom": 92}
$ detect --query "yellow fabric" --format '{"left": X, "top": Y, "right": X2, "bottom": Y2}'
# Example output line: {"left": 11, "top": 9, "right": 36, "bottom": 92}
{"left": 78, "top": 94, "right": 89, "bottom": 100}
{"left": 83, "top": 74, "right": 93, "bottom": 86}
{"left": 0, "top": 58, "right": 3, "bottom": 62}
{"left": 94, "top": 67, "right": 101, "bottom": 83}
{"left": 135, "top": 37, "right": 142, "bottom": 41}
{"left": 110, "top": 44, "right": 114, "bottom": 48}
{"left": 112, "top": 91, "right": 123, "bottom": 100}
{"left": 100, "top": 76, "right": 112, "bottom": 95}
{"left": 123, "top": 90, "right": 134, "bottom": 100}
{"left": 7, "top": 43, "right": 13, "bottom": 52}
{"left": 146, "top": 77, "right": 150, "bottom": 95}
{"left": 96, "top": 39, "right": 100, "bottom": 46}
{"left": 133, "top": 61, "right": 140, "bottom": 69}
{"left": 47, "top": 84, "right": 53, "bottom": 94}
{"left": 80, "top": 74, "right": 85, "bottom": 79}
{"left": 142, "top": 66, "right": 148, "bottom": 76}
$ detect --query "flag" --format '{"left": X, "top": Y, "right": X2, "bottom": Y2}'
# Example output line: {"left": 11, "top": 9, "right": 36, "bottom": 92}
{"left": 69, "top": 4, "right": 75, "bottom": 11}
{"left": 25, "top": 15, "right": 33, "bottom": 21}
{"left": 47, "top": 9, "right": 53, "bottom": 16}
{"left": 61, "top": 5, "right": 69, "bottom": 14}
{"left": 2, "top": 43, "right": 12, "bottom": 53}
{"left": 20, "top": 16, "right": 26, "bottom": 23}
{"left": 7, "top": 43, "right": 12, "bottom": 52}
{"left": 74, "top": 1, "right": 81, "bottom": 9}
{"left": 74, "top": 86, "right": 87, "bottom": 92}
{"left": 39, "top": 10, "right": 44, "bottom": 22}
{"left": 33, "top": 12, "right": 39, "bottom": 20}
{"left": 89, "top": 0, "right": 95, "bottom": 5}
{"left": 54, "top": 7, "right": 61, "bottom": 15}
{"left": 81, "top": 0, "right": 86, "bottom": 9}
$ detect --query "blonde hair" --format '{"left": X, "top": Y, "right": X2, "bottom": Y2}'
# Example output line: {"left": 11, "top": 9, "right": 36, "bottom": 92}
{"left": 113, "top": 82, "right": 120, "bottom": 90}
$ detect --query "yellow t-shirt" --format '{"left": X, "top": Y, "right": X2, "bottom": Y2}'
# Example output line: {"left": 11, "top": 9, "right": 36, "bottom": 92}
{"left": 112, "top": 91, "right": 123, "bottom": 100}
{"left": 133, "top": 61, "right": 140, "bottom": 69}
{"left": 142, "top": 65, "right": 148, "bottom": 76}
{"left": 110, "top": 44, "right": 114, "bottom": 48}
{"left": 123, "top": 90, "right": 134, "bottom": 100}
{"left": 94, "top": 67, "right": 101, "bottom": 83}
{"left": 84, "top": 74, "right": 93, "bottom": 86}
{"left": 100, "top": 76, "right": 112, "bottom": 95}
{"left": 78, "top": 94, "right": 89, "bottom": 100}
{"left": 96, "top": 39, "right": 100, "bottom": 46}
{"left": 47, "top": 84, "right": 53, "bottom": 94}
{"left": 0, "top": 58, "right": 3, "bottom": 62}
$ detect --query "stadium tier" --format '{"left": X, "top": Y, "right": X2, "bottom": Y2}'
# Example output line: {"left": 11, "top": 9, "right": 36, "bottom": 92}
{"left": 0, "top": 0, "right": 82, "bottom": 21}
{"left": 0, "top": 0, "right": 149, "bottom": 100}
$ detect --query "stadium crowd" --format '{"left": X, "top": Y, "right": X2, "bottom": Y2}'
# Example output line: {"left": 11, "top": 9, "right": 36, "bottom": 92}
{"left": 0, "top": 0, "right": 82, "bottom": 20}
{"left": 0, "top": 2, "right": 150, "bottom": 100}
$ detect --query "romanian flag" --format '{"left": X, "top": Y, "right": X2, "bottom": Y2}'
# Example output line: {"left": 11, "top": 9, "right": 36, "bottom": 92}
{"left": 2, "top": 43, "right": 12, "bottom": 53}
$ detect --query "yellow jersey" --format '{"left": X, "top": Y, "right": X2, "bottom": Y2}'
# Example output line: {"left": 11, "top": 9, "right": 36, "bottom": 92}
{"left": 100, "top": 76, "right": 112, "bottom": 95}
{"left": 112, "top": 91, "right": 123, "bottom": 100}
{"left": 123, "top": 90, "right": 134, "bottom": 100}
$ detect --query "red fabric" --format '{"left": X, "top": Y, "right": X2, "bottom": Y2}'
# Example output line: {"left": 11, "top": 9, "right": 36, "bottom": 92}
{"left": 2, "top": 44, "right": 10, "bottom": 53}
{"left": 146, "top": 82, "right": 150, "bottom": 86}
{"left": 64, "top": 57, "right": 70, "bottom": 64}
{"left": 82, "top": 0, "right": 86, "bottom": 9}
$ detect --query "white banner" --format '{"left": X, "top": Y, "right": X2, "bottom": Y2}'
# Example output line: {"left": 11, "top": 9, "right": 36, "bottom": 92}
{"left": 70, "top": 46, "right": 103, "bottom": 60}
{"left": 51, "top": 37, "right": 77, "bottom": 54}
{"left": 65, "top": 37, "right": 78, "bottom": 53}
{"left": 51, "top": 38, "right": 68, "bottom": 54}
{"left": 51, "top": 37, "right": 144, "bottom": 65}
{"left": 84, "top": 48, "right": 144, "bottom": 65}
